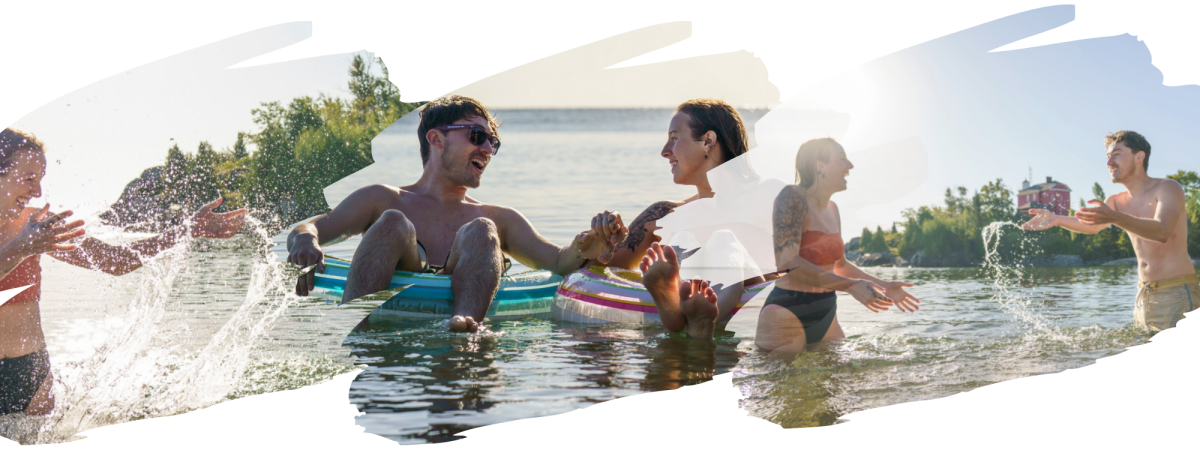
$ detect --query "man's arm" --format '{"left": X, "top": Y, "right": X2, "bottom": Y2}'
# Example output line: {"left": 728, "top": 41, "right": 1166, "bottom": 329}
{"left": 1021, "top": 198, "right": 1116, "bottom": 235}
{"left": 287, "top": 185, "right": 388, "bottom": 295}
{"left": 494, "top": 207, "right": 617, "bottom": 276}
{"left": 287, "top": 185, "right": 391, "bottom": 251}
{"left": 1078, "top": 181, "right": 1185, "bottom": 244}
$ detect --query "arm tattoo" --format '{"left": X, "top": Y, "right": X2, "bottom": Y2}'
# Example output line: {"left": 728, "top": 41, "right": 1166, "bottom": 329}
{"left": 624, "top": 201, "right": 682, "bottom": 252}
{"left": 773, "top": 186, "right": 808, "bottom": 255}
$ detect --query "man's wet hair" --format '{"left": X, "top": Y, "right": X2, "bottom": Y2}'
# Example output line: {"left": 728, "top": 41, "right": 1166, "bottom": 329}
{"left": 0, "top": 128, "right": 45, "bottom": 176}
{"left": 417, "top": 95, "right": 500, "bottom": 166}
{"left": 1105, "top": 130, "right": 1151, "bottom": 172}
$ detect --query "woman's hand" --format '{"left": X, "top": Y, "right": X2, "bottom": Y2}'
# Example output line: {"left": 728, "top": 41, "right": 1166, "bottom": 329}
{"left": 190, "top": 197, "right": 248, "bottom": 239}
{"left": 14, "top": 204, "right": 86, "bottom": 256}
{"left": 846, "top": 280, "right": 892, "bottom": 312}
{"left": 879, "top": 280, "right": 920, "bottom": 312}
{"left": 581, "top": 210, "right": 627, "bottom": 264}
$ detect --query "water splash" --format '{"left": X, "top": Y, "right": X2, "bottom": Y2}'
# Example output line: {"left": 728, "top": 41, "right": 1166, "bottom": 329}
{"left": 1, "top": 216, "right": 316, "bottom": 444}
{"left": 981, "top": 221, "right": 1061, "bottom": 338}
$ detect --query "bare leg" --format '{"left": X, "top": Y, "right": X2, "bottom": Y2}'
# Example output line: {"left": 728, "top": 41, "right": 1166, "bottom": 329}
{"left": 443, "top": 218, "right": 503, "bottom": 332}
{"left": 640, "top": 242, "right": 687, "bottom": 332}
{"left": 755, "top": 304, "right": 809, "bottom": 353}
{"left": 816, "top": 316, "right": 845, "bottom": 344}
{"left": 343, "top": 209, "right": 423, "bottom": 303}
{"left": 679, "top": 278, "right": 720, "bottom": 340}
{"left": 23, "top": 372, "right": 54, "bottom": 416}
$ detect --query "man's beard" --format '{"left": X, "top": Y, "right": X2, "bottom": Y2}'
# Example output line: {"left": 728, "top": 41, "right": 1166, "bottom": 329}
{"left": 441, "top": 154, "right": 481, "bottom": 188}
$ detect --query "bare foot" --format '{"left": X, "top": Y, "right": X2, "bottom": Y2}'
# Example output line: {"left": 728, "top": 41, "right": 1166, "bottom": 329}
{"left": 448, "top": 315, "right": 479, "bottom": 332}
{"left": 680, "top": 278, "right": 719, "bottom": 340}
{"left": 640, "top": 242, "right": 686, "bottom": 332}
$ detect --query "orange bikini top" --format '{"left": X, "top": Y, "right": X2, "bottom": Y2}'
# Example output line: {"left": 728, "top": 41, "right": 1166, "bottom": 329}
{"left": 0, "top": 255, "right": 41, "bottom": 306}
{"left": 797, "top": 230, "right": 844, "bottom": 266}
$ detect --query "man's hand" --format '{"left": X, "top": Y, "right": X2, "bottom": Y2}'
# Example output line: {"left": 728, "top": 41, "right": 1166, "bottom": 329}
{"left": 1076, "top": 199, "right": 1120, "bottom": 226}
{"left": 190, "top": 197, "right": 248, "bottom": 238}
{"left": 1020, "top": 208, "right": 1057, "bottom": 231}
{"left": 581, "top": 210, "right": 628, "bottom": 264}
{"left": 288, "top": 233, "right": 324, "bottom": 296}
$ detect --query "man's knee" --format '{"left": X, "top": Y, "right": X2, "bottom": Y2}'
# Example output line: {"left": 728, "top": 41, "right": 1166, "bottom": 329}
{"left": 371, "top": 209, "right": 416, "bottom": 237}
{"left": 460, "top": 218, "right": 500, "bottom": 247}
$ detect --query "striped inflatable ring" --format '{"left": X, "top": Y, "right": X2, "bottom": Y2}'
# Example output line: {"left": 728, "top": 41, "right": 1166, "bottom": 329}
{"left": 553, "top": 265, "right": 772, "bottom": 324}
{"left": 313, "top": 258, "right": 562, "bottom": 320}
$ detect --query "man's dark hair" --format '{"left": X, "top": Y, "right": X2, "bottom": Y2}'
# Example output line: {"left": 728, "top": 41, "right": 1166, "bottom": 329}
{"left": 1105, "top": 130, "right": 1151, "bottom": 172}
{"left": 417, "top": 95, "right": 500, "bottom": 166}
{"left": 675, "top": 99, "right": 749, "bottom": 164}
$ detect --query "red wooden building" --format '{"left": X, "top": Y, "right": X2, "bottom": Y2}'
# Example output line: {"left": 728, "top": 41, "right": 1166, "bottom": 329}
{"left": 1018, "top": 176, "right": 1072, "bottom": 216}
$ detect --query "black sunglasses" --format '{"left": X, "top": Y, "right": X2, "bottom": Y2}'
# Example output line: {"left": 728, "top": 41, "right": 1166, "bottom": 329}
{"left": 434, "top": 124, "right": 501, "bottom": 154}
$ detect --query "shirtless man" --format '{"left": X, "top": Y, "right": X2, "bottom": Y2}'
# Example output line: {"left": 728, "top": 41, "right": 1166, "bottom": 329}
{"left": 1023, "top": 130, "right": 1197, "bottom": 332}
{"left": 287, "top": 95, "right": 625, "bottom": 332}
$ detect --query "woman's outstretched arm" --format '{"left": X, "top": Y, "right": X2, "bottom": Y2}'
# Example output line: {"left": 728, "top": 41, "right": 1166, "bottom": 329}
{"left": 50, "top": 198, "right": 246, "bottom": 276}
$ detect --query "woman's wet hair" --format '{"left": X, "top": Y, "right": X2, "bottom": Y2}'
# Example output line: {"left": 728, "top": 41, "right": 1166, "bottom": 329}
{"left": 794, "top": 137, "right": 842, "bottom": 188}
{"left": 417, "top": 95, "right": 500, "bottom": 166}
{"left": 676, "top": 99, "right": 749, "bottom": 164}
{"left": 0, "top": 128, "right": 45, "bottom": 177}
{"left": 675, "top": 99, "right": 758, "bottom": 181}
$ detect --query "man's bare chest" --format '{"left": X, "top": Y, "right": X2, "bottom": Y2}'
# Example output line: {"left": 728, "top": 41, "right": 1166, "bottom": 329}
{"left": 1115, "top": 193, "right": 1158, "bottom": 219}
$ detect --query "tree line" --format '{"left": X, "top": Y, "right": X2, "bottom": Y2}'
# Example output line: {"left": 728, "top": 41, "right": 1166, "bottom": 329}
{"left": 102, "top": 55, "right": 422, "bottom": 232}
{"left": 856, "top": 171, "right": 1200, "bottom": 266}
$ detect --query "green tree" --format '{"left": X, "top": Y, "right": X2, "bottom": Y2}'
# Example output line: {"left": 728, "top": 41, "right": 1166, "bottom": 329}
{"left": 1092, "top": 182, "right": 1106, "bottom": 202}
{"left": 162, "top": 143, "right": 187, "bottom": 204}
{"left": 871, "top": 226, "right": 888, "bottom": 253}
{"left": 232, "top": 132, "right": 248, "bottom": 160}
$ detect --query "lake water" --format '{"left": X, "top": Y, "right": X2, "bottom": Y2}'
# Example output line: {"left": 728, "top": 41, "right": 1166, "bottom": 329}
{"left": 8, "top": 109, "right": 1168, "bottom": 444}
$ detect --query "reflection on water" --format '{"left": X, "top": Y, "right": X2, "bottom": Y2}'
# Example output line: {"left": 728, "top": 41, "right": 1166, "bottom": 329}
{"left": 346, "top": 265, "right": 1163, "bottom": 443}
{"left": 345, "top": 318, "right": 746, "bottom": 443}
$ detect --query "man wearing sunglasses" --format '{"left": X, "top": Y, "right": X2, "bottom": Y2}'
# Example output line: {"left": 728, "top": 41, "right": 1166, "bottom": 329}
{"left": 287, "top": 95, "right": 627, "bottom": 332}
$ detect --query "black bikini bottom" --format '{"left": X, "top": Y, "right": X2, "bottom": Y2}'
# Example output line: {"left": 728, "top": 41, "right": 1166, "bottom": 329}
{"left": 764, "top": 288, "right": 838, "bottom": 345}
{"left": 0, "top": 347, "right": 50, "bottom": 415}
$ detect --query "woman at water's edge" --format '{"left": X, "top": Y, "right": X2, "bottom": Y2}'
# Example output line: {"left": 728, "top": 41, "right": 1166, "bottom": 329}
{"left": 758, "top": 137, "right": 921, "bottom": 352}
{"left": 0, "top": 128, "right": 247, "bottom": 416}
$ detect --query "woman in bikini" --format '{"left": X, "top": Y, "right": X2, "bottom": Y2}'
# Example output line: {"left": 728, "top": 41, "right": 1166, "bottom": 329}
{"left": 0, "top": 128, "right": 246, "bottom": 416}
{"left": 755, "top": 137, "right": 920, "bottom": 352}
{"left": 587, "top": 98, "right": 771, "bottom": 340}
